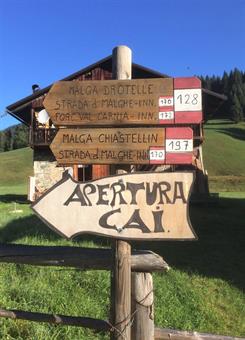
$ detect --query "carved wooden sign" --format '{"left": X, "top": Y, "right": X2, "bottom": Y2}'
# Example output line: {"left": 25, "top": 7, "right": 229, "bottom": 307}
{"left": 43, "top": 77, "right": 202, "bottom": 126}
{"left": 31, "top": 172, "right": 196, "bottom": 240}
{"left": 50, "top": 127, "right": 193, "bottom": 165}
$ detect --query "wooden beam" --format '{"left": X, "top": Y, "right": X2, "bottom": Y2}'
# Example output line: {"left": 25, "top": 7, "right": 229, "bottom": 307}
{"left": 0, "top": 308, "right": 111, "bottom": 332}
{"left": 1, "top": 309, "right": 242, "bottom": 340}
{"left": 0, "top": 244, "right": 169, "bottom": 272}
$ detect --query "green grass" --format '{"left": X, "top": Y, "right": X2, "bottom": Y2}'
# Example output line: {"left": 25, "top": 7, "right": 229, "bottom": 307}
{"left": 0, "top": 147, "right": 33, "bottom": 188}
{"left": 0, "top": 189, "right": 110, "bottom": 340}
{"left": 203, "top": 119, "right": 245, "bottom": 192}
{"left": 154, "top": 271, "right": 244, "bottom": 335}
{"left": 208, "top": 175, "right": 245, "bottom": 192}
{"left": 0, "top": 190, "right": 244, "bottom": 338}
{"left": 0, "top": 120, "right": 245, "bottom": 338}
{"left": 203, "top": 119, "right": 245, "bottom": 176}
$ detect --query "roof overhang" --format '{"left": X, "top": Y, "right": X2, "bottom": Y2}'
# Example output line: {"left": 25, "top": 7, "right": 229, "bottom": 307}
{"left": 6, "top": 55, "right": 226, "bottom": 126}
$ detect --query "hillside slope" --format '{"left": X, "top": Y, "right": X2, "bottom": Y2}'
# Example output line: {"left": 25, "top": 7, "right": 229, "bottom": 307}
{"left": 0, "top": 120, "right": 244, "bottom": 191}
{"left": 0, "top": 147, "right": 33, "bottom": 188}
{"left": 203, "top": 120, "right": 245, "bottom": 176}
{"left": 203, "top": 120, "right": 245, "bottom": 191}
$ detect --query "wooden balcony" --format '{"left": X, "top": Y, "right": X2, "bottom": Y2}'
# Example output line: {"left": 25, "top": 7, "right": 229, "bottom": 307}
{"left": 29, "top": 127, "right": 58, "bottom": 146}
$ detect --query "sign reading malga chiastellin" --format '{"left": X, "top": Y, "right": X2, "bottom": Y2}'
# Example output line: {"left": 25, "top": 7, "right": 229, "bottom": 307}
{"left": 50, "top": 127, "right": 193, "bottom": 165}
{"left": 44, "top": 77, "right": 202, "bottom": 126}
{"left": 31, "top": 172, "right": 196, "bottom": 240}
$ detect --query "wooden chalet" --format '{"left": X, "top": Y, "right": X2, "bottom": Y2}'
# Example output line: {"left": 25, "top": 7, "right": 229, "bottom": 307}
{"left": 6, "top": 55, "right": 226, "bottom": 199}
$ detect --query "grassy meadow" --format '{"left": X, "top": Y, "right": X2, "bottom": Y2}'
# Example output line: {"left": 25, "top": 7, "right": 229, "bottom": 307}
{"left": 203, "top": 119, "right": 245, "bottom": 192}
{"left": 0, "top": 120, "right": 244, "bottom": 339}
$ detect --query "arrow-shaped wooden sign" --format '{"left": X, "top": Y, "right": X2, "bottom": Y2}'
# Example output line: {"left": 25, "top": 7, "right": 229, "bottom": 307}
{"left": 50, "top": 127, "right": 193, "bottom": 165}
{"left": 31, "top": 172, "right": 196, "bottom": 241}
{"left": 43, "top": 77, "right": 202, "bottom": 126}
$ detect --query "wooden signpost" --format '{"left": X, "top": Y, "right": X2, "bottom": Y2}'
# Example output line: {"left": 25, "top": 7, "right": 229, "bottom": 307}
{"left": 31, "top": 172, "right": 196, "bottom": 240}
{"left": 50, "top": 127, "right": 193, "bottom": 165}
{"left": 43, "top": 78, "right": 202, "bottom": 126}
{"left": 2, "top": 46, "right": 228, "bottom": 340}
{"left": 30, "top": 46, "right": 200, "bottom": 340}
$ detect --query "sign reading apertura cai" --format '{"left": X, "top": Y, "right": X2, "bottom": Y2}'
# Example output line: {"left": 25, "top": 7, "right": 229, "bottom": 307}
{"left": 50, "top": 127, "right": 193, "bottom": 165}
{"left": 43, "top": 77, "right": 202, "bottom": 126}
{"left": 31, "top": 172, "right": 196, "bottom": 240}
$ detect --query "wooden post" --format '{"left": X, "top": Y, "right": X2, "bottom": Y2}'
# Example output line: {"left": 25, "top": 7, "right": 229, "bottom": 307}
{"left": 123, "top": 41, "right": 154, "bottom": 339}
{"left": 112, "top": 46, "right": 132, "bottom": 80}
{"left": 111, "top": 46, "right": 132, "bottom": 340}
{"left": 131, "top": 273, "right": 154, "bottom": 340}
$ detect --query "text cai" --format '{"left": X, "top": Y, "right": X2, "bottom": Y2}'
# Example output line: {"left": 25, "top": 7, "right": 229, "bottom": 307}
{"left": 64, "top": 179, "right": 188, "bottom": 234}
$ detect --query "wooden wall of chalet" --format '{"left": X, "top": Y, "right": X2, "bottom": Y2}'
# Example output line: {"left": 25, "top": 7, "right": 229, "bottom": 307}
{"left": 31, "top": 62, "right": 175, "bottom": 180}
{"left": 66, "top": 66, "right": 111, "bottom": 179}
{"left": 32, "top": 65, "right": 113, "bottom": 180}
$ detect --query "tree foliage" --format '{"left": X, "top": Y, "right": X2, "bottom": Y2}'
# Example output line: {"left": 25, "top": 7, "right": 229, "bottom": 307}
{"left": 0, "top": 124, "right": 28, "bottom": 153}
{"left": 200, "top": 68, "right": 245, "bottom": 122}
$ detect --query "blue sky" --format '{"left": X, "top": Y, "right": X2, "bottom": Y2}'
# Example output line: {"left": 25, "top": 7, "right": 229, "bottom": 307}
{"left": 0, "top": 0, "right": 244, "bottom": 129}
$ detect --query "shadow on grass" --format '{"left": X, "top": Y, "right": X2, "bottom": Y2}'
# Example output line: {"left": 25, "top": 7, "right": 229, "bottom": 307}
{"left": 0, "top": 196, "right": 244, "bottom": 290}
{"left": 215, "top": 127, "right": 245, "bottom": 141}
{"left": 205, "top": 121, "right": 235, "bottom": 126}
{"left": 204, "top": 126, "right": 245, "bottom": 141}
{"left": 136, "top": 195, "right": 245, "bottom": 291}
{"left": 0, "top": 214, "right": 61, "bottom": 243}
{"left": 0, "top": 211, "right": 111, "bottom": 247}
{"left": 0, "top": 194, "right": 28, "bottom": 204}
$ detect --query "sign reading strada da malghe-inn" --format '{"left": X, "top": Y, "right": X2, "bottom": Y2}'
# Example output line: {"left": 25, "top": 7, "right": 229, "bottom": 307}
{"left": 32, "top": 172, "right": 196, "bottom": 241}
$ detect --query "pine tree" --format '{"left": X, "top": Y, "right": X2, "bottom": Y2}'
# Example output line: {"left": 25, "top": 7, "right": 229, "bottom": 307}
{"left": 0, "top": 124, "right": 29, "bottom": 152}
{"left": 222, "top": 71, "right": 229, "bottom": 93}
{"left": 13, "top": 124, "right": 28, "bottom": 149}
{"left": 231, "top": 93, "right": 243, "bottom": 123}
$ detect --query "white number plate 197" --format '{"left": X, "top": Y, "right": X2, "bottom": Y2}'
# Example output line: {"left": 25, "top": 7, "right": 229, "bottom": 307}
{"left": 166, "top": 139, "right": 193, "bottom": 152}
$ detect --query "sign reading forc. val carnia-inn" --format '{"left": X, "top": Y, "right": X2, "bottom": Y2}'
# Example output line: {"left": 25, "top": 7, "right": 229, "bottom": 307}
{"left": 44, "top": 77, "right": 202, "bottom": 126}
{"left": 31, "top": 172, "right": 196, "bottom": 240}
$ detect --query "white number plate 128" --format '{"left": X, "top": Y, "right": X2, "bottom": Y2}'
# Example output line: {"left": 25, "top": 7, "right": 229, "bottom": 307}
{"left": 174, "top": 88, "right": 202, "bottom": 111}
{"left": 166, "top": 139, "right": 193, "bottom": 152}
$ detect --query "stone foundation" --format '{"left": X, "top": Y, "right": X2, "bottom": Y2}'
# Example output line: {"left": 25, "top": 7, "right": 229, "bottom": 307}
{"left": 33, "top": 148, "right": 68, "bottom": 196}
